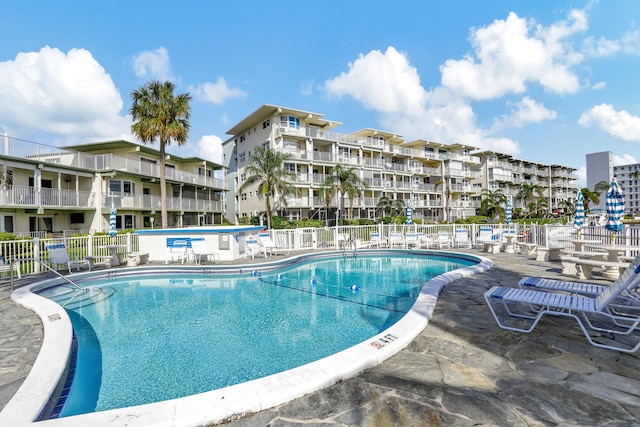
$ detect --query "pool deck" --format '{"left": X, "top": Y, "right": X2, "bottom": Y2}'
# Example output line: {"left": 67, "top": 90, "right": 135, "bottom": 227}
{"left": 1, "top": 248, "right": 639, "bottom": 426}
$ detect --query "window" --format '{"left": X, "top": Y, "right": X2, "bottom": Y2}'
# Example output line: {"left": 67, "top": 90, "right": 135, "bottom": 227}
{"left": 70, "top": 213, "right": 85, "bottom": 224}
{"left": 263, "top": 120, "right": 270, "bottom": 129}
{"left": 240, "top": 135, "right": 246, "bottom": 142}
{"left": 141, "top": 157, "right": 157, "bottom": 164}
{"left": 280, "top": 115, "right": 300, "bottom": 129}
{"left": 109, "top": 180, "right": 135, "bottom": 194}
{"left": 239, "top": 152, "right": 246, "bottom": 163}
{"left": 241, "top": 193, "right": 247, "bottom": 201}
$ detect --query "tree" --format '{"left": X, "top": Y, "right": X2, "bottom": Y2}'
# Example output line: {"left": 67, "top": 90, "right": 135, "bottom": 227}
{"left": 376, "top": 195, "right": 405, "bottom": 222}
{"left": 580, "top": 187, "right": 600, "bottom": 213}
{"left": 517, "top": 183, "right": 544, "bottom": 216}
{"left": 130, "top": 80, "right": 191, "bottom": 228}
{"left": 479, "top": 189, "right": 506, "bottom": 219}
{"left": 238, "top": 146, "right": 295, "bottom": 229}
{"left": 434, "top": 179, "right": 452, "bottom": 223}
{"left": 323, "top": 165, "right": 367, "bottom": 225}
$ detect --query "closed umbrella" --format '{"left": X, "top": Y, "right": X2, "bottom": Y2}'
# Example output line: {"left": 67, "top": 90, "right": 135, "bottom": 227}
{"left": 573, "top": 190, "right": 585, "bottom": 236}
{"left": 108, "top": 203, "right": 117, "bottom": 238}
{"left": 406, "top": 202, "right": 412, "bottom": 225}
{"left": 604, "top": 179, "right": 625, "bottom": 243}
{"left": 505, "top": 199, "right": 512, "bottom": 226}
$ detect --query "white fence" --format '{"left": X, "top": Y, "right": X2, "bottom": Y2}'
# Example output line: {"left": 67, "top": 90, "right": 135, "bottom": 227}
{"left": 1, "top": 224, "right": 638, "bottom": 281}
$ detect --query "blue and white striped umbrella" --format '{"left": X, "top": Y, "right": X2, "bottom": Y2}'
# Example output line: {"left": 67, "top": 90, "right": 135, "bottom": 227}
{"left": 405, "top": 204, "right": 412, "bottom": 225}
{"left": 505, "top": 199, "right": 512, "bottom": 225}
{"left": 604, "top": 179, "right": 625, "bottom": 234}
{"left": 108, "top": 203, "right": 117, "bottom": 237}
{"left": 573, "top": 190, "right": 585, "bottom": 230}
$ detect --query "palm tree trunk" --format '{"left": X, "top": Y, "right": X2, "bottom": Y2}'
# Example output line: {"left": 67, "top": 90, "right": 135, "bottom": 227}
{"left": 159, "top": 141, "right": 168, "bottom": 228}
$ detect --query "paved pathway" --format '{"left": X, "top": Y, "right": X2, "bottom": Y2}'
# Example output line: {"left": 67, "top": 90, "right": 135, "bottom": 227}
{"left": 1, "top": 249, "right": 639, "bottom": 426}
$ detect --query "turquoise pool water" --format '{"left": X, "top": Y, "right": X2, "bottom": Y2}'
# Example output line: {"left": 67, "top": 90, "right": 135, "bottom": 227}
{"left": 37, "top": 253, "right": 474, "bottom": 417}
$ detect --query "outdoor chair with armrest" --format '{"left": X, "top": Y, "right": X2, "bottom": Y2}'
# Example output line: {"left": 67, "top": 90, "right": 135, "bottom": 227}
{"left": 0, "top": 255, "right": 20, "bottom": 279}
{"left": 191, "top": 238, "right": 219, "bottom": 264}
{"left": 46, "top": 243, "right": 90, "bottom": 273}
{"left": 484, "top": 266, "right": 640, "bottom": 353}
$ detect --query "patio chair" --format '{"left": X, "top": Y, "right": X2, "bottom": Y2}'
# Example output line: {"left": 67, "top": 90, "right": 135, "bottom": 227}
{"left": 165, "top": 238, "right": 191, "bottom": 264}
{"left": 475, "top": 226, "right": 498, "bottom": 248}
{"left": 191, "top": 238, "right": 219, "bottom": 264}
{"left": 484, "top": 269, "right": 640, "bottom": 353}
{"left": 258, "top": 232, "right": 280, "bottom": 256}
{"left": 518, "top": 255, "right": 640, "bottom": 306}
{"left": 404, "top": 233, "right": 422, "bottom": 249}
{"left": 369, "top": 232, "right": 384, "bottom": 248}
{"left": 435, "top": 231, "right": 453, "bottom": 249}
{"left": 0, "top": 255, "right": 20, "bottom": 279}
{"left": 454, "top": 229, "right": 472, "bottom": 248}
{"left": 246, "top": 236, "right": 266, "bottom": 259}
{"left": 45, "top": 243, "right": 90, "bottom": 273}
{"left": 388, "top": 232, "right": 405, "bottom": 249}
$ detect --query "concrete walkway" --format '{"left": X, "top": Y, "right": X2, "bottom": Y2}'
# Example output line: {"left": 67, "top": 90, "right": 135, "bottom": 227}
{"left": 1, "top": 249, "right": 639, "bottom": 426}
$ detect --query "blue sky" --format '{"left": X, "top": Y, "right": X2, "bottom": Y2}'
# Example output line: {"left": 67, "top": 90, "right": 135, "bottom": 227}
{"left": 2, "top": 1, "right": 640, "bottom": 187}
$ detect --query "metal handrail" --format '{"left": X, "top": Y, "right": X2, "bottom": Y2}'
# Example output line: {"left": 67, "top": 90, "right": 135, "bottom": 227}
{"left": 10, "top": 258, "right": 82, "bottom": 291}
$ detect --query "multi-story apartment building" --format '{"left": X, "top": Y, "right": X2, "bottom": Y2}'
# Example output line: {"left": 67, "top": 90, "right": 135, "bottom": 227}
{"left": 0, "top": 136, "right": 226, "bottom": 236}
{"left": 588, "top": 151, "right": 640, "bottom": 215}
{"left": 224, "top": 105, "right": 577, "bottom": 224}
{"left": 472, "top": 151, "right": 579, "bottom": 214}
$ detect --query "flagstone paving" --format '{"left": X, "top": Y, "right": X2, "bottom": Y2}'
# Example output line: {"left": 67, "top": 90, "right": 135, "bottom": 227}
{"left": 1, "top": 249, "right": 639, "bottom": 426}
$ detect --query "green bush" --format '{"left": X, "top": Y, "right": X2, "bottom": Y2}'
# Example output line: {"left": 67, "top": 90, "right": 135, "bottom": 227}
{"left": 0, "top": 232, "right": 27, "bottom": 241}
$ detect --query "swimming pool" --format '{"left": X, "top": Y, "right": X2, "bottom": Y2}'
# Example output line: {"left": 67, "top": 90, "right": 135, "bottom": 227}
{"left": 3, "top": 249, "right": 492, "bottom": 427}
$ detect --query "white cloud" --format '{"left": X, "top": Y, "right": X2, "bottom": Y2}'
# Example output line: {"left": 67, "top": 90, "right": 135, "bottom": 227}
{"left": 613, "top": 153, "right": 638, "bottom": 166}
{"left": 578, "top": 104, "right": 640, "bottom": 141}
{"left": 325, "top": 46, "right": 427, "bottom": 114}
{"left": 490, "top": 97, "right": 557, "bottom": 132}
{"left": 583, "top": 29, "right": 640, "bottom": 57}
{"left": 0, "top": 46, "right": 129, "bottom": 140}
{"left": 194, "top": 134, "right": 223, "bottom": 164}
{"left": 300, "top": 80, "right": 315, "bottom": 96}
{"left": 190, "top": 77, "right": 246, "bottom": 105}
{"left": 440, "top": 10, "right": 584, "bottom": 99}
{"left": 591, "top": 81, "right": 606, "bottom": 90}
{"left": 132, "top": 47, "right": 173, "bottom": 81}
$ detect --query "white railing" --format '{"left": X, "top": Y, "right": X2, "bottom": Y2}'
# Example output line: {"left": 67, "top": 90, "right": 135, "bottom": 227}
{"left": 2, "top": 224, "right": 638, "bottom": 280}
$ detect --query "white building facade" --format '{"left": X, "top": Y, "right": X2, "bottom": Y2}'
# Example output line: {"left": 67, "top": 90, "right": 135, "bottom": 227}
{"left": 223, "top": 105, "right": 578, "bottom": 224}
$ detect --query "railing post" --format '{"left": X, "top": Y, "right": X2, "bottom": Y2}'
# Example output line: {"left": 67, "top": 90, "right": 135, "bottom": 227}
{"left": 33, "top": 237, "right": 41, "bottom": 274}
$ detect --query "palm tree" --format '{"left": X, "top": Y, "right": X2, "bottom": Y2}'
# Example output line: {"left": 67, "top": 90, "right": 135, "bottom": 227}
{"left": 238, "top": 146, "right": 295, "bottom": 229}
{"left": 558, "top": 198, "right": 575, "bottom": 216}
{"left": 130, "top": 80, "right": 191, "bottom": 228}
{"left": 517, "top": 183, "right": 544, "bottom": 217}
{"left": 528, "top": 197, "right": 549, "bottom": 219}
{"left": 376, "top": 195, "right": 405, "bottom": 222}
{"left": 480, "top": 188, "right": 506, "bottom": 219}
{"left": 323, "top": 165, "right": 367, "bottom": 225}
{"left": 580, "top": 187, "right": 600, "bottom": 213}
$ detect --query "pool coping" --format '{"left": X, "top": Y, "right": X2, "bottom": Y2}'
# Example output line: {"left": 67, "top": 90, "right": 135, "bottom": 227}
{"left": 1, "top": 250, "right": 492, "bottom": 427}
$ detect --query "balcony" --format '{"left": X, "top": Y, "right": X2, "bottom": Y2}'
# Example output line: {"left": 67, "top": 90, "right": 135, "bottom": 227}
{"left": 0, "top": 185, "right": 94, "bottom": 208}
{"left": 105, "top": 194, "right": 222, "bottom": 213}
{"left": 1, "top": 136, "right": 228, "bottom": 191}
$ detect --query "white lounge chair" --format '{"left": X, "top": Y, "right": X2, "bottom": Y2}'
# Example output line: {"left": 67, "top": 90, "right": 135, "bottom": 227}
{"left": 165, "top": 238, "right": 191, "bottom": 264}
{"left": 46, "top": 243, "right": 90, "bottom": 273}
{"left": 246, "top": 236, "right": 266, "bottom": 259}
{"left": 369, "top": 232, "right": 384, "bottom": 248}
{"left": 258, "top": 232, "right": 280, "bottom": 256}
{"left": 191, "top": 238, "right": 218, "bottom": 264}
{"left": 484, "top": 271, "right": 640, "bottom": 353}
{"left": 405, "top": 233, "right": 422, "bottom": 249}
{"left": 0, "top": 255, "right": 20, "bottom": 279}
{"left": 454, "top": 229, "right": 472, "bottom": 248}
{"left": 435, "top": 231, "right": 453, "bottom": 249}
{"left": 518, "top": 255, "right": 640, "bottom": 307}
{"left": 388, "top": 232, "right": 404, "bottom": 249}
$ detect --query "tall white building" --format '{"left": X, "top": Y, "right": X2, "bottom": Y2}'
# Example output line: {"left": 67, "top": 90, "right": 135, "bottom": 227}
{"left": 223, "top": 104, "right": 578, "bottom": 224}
{"left": 585, "top": 151, "right": 614, "bottom": 211}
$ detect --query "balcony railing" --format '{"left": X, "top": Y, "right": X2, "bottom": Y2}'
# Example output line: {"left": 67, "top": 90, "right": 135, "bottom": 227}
{"left": 105, "top": 194, "right": 222, "bottom": 212}
{"left": 0, "top": 185, "right": 94, "bottom": 208}
{"left": 1, "top": 136, "right": 227, "bottom": 190}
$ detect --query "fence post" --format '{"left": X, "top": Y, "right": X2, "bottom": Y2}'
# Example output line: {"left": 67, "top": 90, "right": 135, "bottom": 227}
{"left": 33, "top": 238, "right": 41, "bottom": 274}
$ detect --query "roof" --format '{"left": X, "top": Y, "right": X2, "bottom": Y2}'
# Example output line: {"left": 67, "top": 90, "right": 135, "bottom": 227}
{"left": 66, "top": 140, "right": 226, "bottom": 169}
{"left": 225, "top": 104, "right": 341, "bottom": 136}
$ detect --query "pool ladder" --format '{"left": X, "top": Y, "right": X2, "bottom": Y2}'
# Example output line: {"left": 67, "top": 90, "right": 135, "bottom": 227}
{"left": 342, "top": 235, "right": 358, "bottom": 259}
{"left": 10, "top": 257, "right": 82, "bottom": 291}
